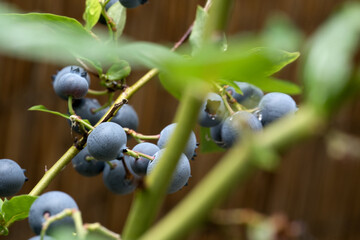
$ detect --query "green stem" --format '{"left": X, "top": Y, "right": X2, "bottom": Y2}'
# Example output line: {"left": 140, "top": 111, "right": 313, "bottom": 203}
{"left": 29, "top": 146, "right": 79, "bottom": 196}
{"left": 123, "top": 149, "right": 155, "bottom": 161}
{"left": 85, "top": 223, "right": 122, "bottom": 240}
{"left": 73, "top": 210, "right": 87, "bottom": 240}
{"left": 122, "top": 86, "right": 207, "bottom": 240}
{"left": 123, "top": 128, "right": 160, "bottom": 141}
{"left": 70, "top": 115, "right": 94, "bottom": 131}
{"left": 138, "top": 105, "right": 324, "bottom": 240}
{"left": 87, "top": 89, "right": 108, "bottom": 96}
{"left": 68, "top": 96, "right": 75, "bottom": 115}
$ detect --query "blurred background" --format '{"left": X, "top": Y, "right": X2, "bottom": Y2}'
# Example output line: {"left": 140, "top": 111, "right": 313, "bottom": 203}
{"left": 1, "top": 0, "right": 360, "bottom": 239}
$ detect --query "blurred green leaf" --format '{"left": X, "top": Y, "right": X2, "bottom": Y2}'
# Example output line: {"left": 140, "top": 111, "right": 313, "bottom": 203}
{"left": 107, "top": 0, "right": 127, "bottom": 38}
{"left": 303, "top": 2, "right": 360, "bottom": 111}
{"left": 2, "top": 195, "right": 37, "bottom": 225}
{"left": 83, "top": 0, "right": 102, "bottom": 30}
{"left": 158, "top": 73, "right": 182, "bottom": 100}
{"left": 106, "top": 60, "right": 131, "bottom": 80}
{"left": 77, "top": 56, "right": 103, "bottom": 75}
{"left": 0, "top": 11, "right": 178, "bottom": 68}
{"left": 250, "top": 77, "right": 301, "bottom": 94}
{"left": 199, "top": 127, "right": 225, "bottom": 153}
{"left": 262, "top": 13, "right": 303, "bottom": 52}
{"left": 0, "top": 199, "right": 3, "bottom": 211}
{"left": 189, "top": 6, "right": 208, "bottom": 54}
{"left": 28, "top": 105, "right": 70, "bottom": 119}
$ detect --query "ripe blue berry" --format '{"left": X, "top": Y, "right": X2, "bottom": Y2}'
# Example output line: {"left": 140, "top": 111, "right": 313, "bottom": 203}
{"left": 72, "top": 146, "right": 105, "bottom": 177}
{"left": 258, "top": 92, "right": 297, "bottom": 126}
{"left": 72, "top": 98, "right": 104, "bottom": 125}
{"left": 221, "top": 111, "right": 262, "bottom": 148}
{"left": 0, "top": 159, "right": 27, "bottom": 197}
{"left": 198, "top": 93, "right": 226, "bottom": 127}
{"left": 210, "top": 122, "right": 227, "bottom": 148}
{"left": 53, "top": 72, "right": 89, "bottom": 99}
{"left": 53, "top": 65, "right": 90, "bottom": 85}
{"left": 87, "top": 122, "right": 127, "bottom": 161}
{"left": 120, "top": 0, "right": 148, "bottom": 8}
{"left": 28, "top": 191, "right": 78, "bottom": 235}
{"left": 103, "top": 160, "right": 137, "bottom": 195}
{"left": 147, "top": 149, "right": 191, "bottom": 194}
{"left": 111, "top": 104, "right": 139, "bottom": 131}
{"left": 157, "top": 123, "right": 197, "bottom": 159}
{"left": 227, "top": 82, "right": 264, "bottom": 109}
{"left": 128, "top": 142, "right": 160, "bottom": 176}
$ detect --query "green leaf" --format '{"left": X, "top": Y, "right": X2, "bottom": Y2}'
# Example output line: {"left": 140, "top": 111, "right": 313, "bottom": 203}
{"left": 0, "top": 198, "right": 3, "bottom": 210}
{"left": 83, "top": 0, "right": 102, "bottom": 30}
{"left": 199, "top": 127, "right": 225, "bottom": 153}
{"left": 302, "top": 2, "right": 360, "bottom": 111}
{"left": 158, "top": 72, "right": 183, "bottom": 100}
{"left": 0, "top": 11, "right": 177, "bottom": 68}
{"left": 107, "top": 0, "right": 127, "bottom": 38}
{"left": 76, "top": 56, "right": 103, "bottom": 75}
{"left": 250, "top": 77, "right": 301, "bottom": 95}
{"left": 106, "top": 60, "right": 131, "bottom": 81}
{"left": 161, "top": 44, "right": 300, "bottom": 88}
{"left": 189, "top": 6, "right": 208, "bottom": 54}
{"left": 2, "top": 195, "right": 37, "bottom": 226}
{"left": 28, "top": 105, "right": 70, "bottom": 119}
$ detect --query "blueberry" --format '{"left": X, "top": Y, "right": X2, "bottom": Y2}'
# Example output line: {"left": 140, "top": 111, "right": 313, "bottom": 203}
{"left": 198, "top": 93, "right": 226, "bottom": 127}
{"left": 72, "top": 146, "right": 105, "bottom": 177}
{"left": 120, "top": 0, "right": 148, "bottom": 8}
{"left": 227, "top": 82, "right": 264, "bottom": 109}
{"left": 147, "top": 149, "right": 191, "bottom": 194}
{"left": 128, "top": 142, "right": 160, "bottom": 176}
{"left": 72, "top": 98, "right": 104, "bottom": 125}
{"left": 87, "top": 122, "right": 127, "bottom": 161}
{"left": 221, "top": 111, "right": 262, "bottom": 148}
{"left": 53, "top": 73, "right": 89, "bottom": 99}
{"left": 0, "top": 159, "right": 27, "bottom": 197}
{"left": 111, "top": 104, "right": 139, "bottom": 131}
{"left": 258, "top": 92, "right": 297, "bottom": 126}
{"left": 53, "top": 65, "right": 90, "bottom": 85}
{"left": 210, "top": 122, "right": 227, "bottom": 148}
{"left": 28, "top": 191, "right": 78, "bottom": 235}
{"left": 28, "top": 236, "right": 55, "bottom": 240}
{"left": 102, "top": 160, "right": 137, "bottom": 195}
{"left": 157, "top": 123, "right": 197, "bottom": 159}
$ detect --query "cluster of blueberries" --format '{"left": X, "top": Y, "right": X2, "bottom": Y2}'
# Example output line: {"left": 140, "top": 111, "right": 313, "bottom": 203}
{"left": 0, "top": 63, "right": 297, "bottom": 238}
{"left": 198, "top": 82, "right": 298, "bottom": 148}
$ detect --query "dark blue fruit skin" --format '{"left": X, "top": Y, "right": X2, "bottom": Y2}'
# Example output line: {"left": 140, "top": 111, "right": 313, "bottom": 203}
{"left": 53, "top": 73, "right": 89, "bottom": 99}
{"left": 128, "top": 142, "right": 160, "bottom": 176}
{"left": 210, "top": 122, "right": 227, "bottom": 148}
{"left": 28, "top": 191, "right": 78, "bottom": 235}
{"left": 111, "top": 104, "right": 139, "bottom": 131}
{"left": 87, "top": 122, "right": 127, "bottom": 161}
{"left": 227, "top": 82, "right": 264, "bottom": 109}
{"left": 53, "top": 65, "right": 90, "bottom": 85}
{"left": 258, "top": 92, "right": 297, "bottom": 126}
{"left": 28, "top": 236, "right": 55, "bottom": 240}
{"left": 157, "top": 123, "right": 197, "bottom": 159}
{"left": 198, "top": 93, "right": 226, "bottom": 127}
{"left": 72, "top": 146, "right": 105, "bottom": 177}
{"left": 0, "top": 159, "right": 27, "bottom": 197}
{"left": 221, "top": 111, "right": 262, "bottom": 148}
{"left": 147, "top": 149, "right": 191, "bottom": 194}
{"left": 120, "top": 0, "right": 148, "bottom": 8}
{"left": 72, "top": 98, "right": 104, "bottom": 125}
{"left": 103, "top": 160, "right": 137, "bottom": 195}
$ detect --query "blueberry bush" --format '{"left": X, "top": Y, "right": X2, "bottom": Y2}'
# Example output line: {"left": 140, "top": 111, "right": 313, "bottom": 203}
{"left": 0, "top": 0, "right": 360, "bottom": 239}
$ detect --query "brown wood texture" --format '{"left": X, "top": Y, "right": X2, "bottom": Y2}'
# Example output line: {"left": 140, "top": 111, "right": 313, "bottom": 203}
{"left": 1, "top": 0, "right": 360, "bottom": 239}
